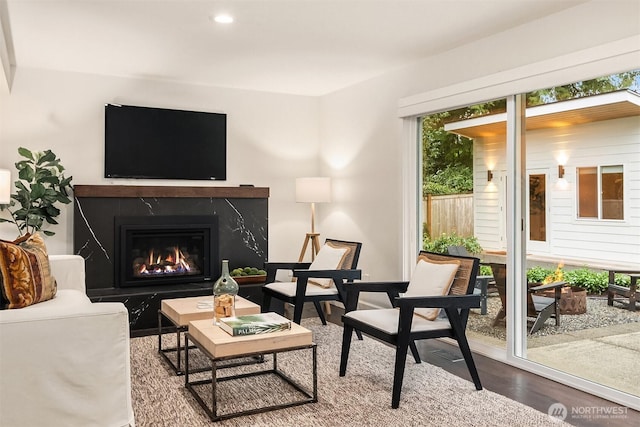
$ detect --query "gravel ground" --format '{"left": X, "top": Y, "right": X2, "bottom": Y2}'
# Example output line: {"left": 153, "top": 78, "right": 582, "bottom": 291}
{"left": 465, "top": 294, "right": 640, "bottom": 341}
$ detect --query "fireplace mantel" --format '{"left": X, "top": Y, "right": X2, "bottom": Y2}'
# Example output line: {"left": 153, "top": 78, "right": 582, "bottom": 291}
{"left": 73, "top": 185, "right": 269, "bottom": 199}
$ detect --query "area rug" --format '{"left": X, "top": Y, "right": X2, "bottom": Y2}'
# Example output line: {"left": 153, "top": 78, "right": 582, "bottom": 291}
{"left": 130, "top": 319, "right": 567, "bottom": 426}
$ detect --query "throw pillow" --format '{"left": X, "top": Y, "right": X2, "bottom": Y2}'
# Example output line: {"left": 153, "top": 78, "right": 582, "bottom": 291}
{"left": 0, "top": 233, "right": 57, "bottom": 309}
{"left": 404, "top": 256, "right": 460, "bottom": 321}
{"left": 307, "top": 243, "right": 349, "bottom": 288}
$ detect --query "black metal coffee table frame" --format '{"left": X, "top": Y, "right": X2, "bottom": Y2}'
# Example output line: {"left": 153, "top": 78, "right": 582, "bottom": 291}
{"left": 185, "top": 332, "right": 318, "bottom": 421}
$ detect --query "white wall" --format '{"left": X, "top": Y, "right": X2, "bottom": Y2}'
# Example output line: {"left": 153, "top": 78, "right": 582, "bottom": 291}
{"left": 0, "top": 67, "right": 321, "bottom": 258}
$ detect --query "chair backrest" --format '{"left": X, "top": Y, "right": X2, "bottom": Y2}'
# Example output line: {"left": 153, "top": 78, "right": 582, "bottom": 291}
{"left": 324, "top": 238, "right": 362, "bottom": 269}
{"left": 489, "top": 262, "right": 538, "bottom": 317}
{"left": 418, "top": 251, "right": 478, "bottom": 296}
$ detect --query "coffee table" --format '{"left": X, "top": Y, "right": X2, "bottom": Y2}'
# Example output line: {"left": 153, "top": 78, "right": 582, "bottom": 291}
{"left": 185, "top": 318, "right": 317, "bottom": 421}
{"left": 158, "top": 295, "right": 260, "bottom": 374}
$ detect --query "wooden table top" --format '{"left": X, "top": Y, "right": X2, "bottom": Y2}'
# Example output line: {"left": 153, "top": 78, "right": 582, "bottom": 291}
{"left": 188, "top": 318, "right": 313, "bottom": 359}
{"left": 160, "top": 295, "right": 260, "bottom": 326}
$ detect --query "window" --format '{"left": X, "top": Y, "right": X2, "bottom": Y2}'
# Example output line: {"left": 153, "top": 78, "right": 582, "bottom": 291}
{"left": 577, "top": 165, "right": 624, "bottom": 219}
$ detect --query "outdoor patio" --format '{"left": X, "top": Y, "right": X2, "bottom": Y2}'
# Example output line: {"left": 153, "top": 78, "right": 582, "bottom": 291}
{"left": 466, "top": 293, "right": 640, "bottom": 396}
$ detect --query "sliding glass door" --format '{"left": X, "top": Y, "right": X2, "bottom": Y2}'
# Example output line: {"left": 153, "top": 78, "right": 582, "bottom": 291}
{"left": 416, "top": 69, "right": 640, "bottom": 401}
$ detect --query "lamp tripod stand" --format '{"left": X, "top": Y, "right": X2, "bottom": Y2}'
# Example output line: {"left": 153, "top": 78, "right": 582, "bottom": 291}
{"left": 298, "top": 202, "right": 321, "bottom": 262}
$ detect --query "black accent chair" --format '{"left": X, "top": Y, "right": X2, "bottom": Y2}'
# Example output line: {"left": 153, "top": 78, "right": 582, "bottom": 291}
{"left": 489, "top": 263, "right": 566, "bottom": 334}
{"left": 262, "top": 238, "right": 362, "bottom": 325}
{"left": 339, "top": 251, "right": 482, "bottom": 408}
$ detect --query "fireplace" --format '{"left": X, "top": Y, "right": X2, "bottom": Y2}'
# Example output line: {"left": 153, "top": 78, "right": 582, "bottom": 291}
{"left": 115, "top": 215, "right": 218, "bottom": 288}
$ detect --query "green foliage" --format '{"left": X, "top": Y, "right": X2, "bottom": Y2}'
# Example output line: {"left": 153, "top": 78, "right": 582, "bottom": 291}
{"left": 0, "top": 147, "right": 73, "bottom": 237}
{"left": 525, "top": 265, "right": 631, "bottom": 295}
{"left": 231, "top": 267, "right": 266, "bottom": 277}
{"left": 479, "top": 265, "right": 493, "bottom": 276}
{"left": 563, "top": 268, "right": 609, "bottom": 294}
{"left": 424, "top": 165, "right": 473, "bottom": 196}
{"left": 422, "top": 232, "right": 482, "bottom": 255}
{"left": 527, "top": 71, "right": 640, "bottom": 106}
{"left": 526, "top": 266, "right": 554, "bottom": 284}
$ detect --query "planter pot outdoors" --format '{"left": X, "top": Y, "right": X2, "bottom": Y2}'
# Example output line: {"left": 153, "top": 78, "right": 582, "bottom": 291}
{"left": 534, "top": 285, "right": 587, "bottom": 315}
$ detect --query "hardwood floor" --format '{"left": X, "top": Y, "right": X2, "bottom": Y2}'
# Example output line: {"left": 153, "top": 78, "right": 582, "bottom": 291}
{"left": 317, "top": 306, "right": 640, "bottom": 427}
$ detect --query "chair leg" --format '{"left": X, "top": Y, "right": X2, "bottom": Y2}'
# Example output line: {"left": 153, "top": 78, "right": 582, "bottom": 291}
{"left": 456, "top": 334, "right": 482, "bottom": 391}
{"left": 491, "top": 307, "right": 505, "bottom": 327}
{"left": 446, "top": 309, "right": 482, "bottom": 391}
{"left": 392, "top": 337, "right": 410, "bottom": 408}
{"left": 292, "top": 302, "right": 305, "bottom": 325}
{"left": 409, "top": 341, "right": 421, "bottom": 363}
{"left": 339, "top": 324, "right": 354, "bottom": 376}
{"left": 261, "top": 293, "right": 271, "bottom": 312}
{"left": 313, "top": 301, "right": 328, "bottom": 325}
{"left": 530, "top": 304, "right": 555, "bottom": 334}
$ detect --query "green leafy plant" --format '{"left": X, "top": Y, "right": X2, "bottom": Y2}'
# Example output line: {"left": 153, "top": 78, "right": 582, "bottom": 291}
{"left": 526, "top": 266, "right": 554, "bottom": 284}
{"left": 0, "top": 147, "right": 73, "bottom": 236}
{"left": 563, "top": 268, "right": 609, "bottom": 294}
{"left": 479, "top": 265, "right": 493, "bottom": 276}
{"left": 422, "top": 232, "right": 482, "bottom": 255}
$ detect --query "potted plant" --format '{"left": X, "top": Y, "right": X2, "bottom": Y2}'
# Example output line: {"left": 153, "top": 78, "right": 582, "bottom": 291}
{"left": 0, "top": 147, "right": 73, "bottom": 237}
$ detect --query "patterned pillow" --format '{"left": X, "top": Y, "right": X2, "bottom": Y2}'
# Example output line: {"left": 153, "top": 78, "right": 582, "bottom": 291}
{"left": 0, "top": 233, "right": 57, "bottom": 309}
{"left": 404, "top": 256, "right": 460, "bottom": 321}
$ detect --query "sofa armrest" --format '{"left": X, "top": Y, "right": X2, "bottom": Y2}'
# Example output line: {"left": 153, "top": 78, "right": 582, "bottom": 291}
{"left": 49, "top": 254, "right": 86, "bottom": 293}
{"left": 0, "top": 301, "right": 134, "bottom": 427}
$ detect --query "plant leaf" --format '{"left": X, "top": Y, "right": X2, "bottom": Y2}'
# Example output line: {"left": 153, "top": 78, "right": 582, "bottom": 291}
{"left": 38, "top": 150, "right": 56, "bottom": 164}
{"left": 18, "top": 147, "right": 34, "bottom": 160}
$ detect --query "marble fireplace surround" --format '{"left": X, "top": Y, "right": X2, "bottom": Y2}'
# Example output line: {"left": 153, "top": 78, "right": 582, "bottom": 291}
{"left": 73, "top": 185, "right": 269, "bottom": 332}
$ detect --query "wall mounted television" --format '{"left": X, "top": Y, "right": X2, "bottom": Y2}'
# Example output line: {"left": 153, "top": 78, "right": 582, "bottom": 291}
{"left": 104, "top": 104, "right": 226, "bottom": 180}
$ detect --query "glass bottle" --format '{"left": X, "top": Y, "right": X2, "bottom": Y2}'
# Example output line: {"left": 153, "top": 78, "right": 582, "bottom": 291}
{"left": 213, "top": 259, "right": 239, "bottom": 325}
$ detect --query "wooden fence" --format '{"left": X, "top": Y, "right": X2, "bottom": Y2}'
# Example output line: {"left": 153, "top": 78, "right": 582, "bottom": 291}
{"left": 424, "top": 193, "right": 473, "bottom": 238}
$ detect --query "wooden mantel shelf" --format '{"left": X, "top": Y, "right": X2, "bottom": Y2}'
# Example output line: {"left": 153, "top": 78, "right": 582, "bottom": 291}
{"left": 73, "top": 185, "right": 269, "bottom": 199}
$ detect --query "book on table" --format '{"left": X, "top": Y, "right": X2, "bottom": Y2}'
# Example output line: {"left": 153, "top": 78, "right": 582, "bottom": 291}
{"left": 219, "top": 312, "right": 291, "bottom": 336}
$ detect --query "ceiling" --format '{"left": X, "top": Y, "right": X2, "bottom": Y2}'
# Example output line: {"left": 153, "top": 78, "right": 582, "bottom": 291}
{"left": 2, "top": 0, "right": 585, "bottom": 96}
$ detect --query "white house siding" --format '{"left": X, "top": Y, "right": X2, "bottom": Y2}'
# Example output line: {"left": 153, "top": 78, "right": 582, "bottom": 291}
{"left": 474, "top": 134, "right": 507, "bottom": 252}
{"left": 474, "top": 116, "right": 640, "bottom": 269}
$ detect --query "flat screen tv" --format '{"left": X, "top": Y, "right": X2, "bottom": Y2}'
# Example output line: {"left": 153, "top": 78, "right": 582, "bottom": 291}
{"left": 104, "top": 104, "right": 226, "bottom": 180}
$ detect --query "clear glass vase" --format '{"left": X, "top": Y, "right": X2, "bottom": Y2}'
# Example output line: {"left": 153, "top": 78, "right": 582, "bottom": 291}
{"left": 213, "top": 259, "right": 239, "bottom": 325}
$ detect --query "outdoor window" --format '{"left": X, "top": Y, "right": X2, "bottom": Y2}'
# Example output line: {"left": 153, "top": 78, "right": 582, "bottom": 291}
{"left": 577, "top": 165, "right": 624, "bottom": 219}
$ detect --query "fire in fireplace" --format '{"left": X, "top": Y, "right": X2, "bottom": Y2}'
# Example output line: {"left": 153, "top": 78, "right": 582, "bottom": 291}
{"left": 133, "top": 244, "right": 201, "bottom": 278}
{"left": 115, "top": 215, "right": 218, "bottom": 287}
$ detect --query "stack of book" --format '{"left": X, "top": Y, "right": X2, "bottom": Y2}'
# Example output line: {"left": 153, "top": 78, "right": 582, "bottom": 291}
{"left": 219, "top": 312, "right": 291, "bottom": 336}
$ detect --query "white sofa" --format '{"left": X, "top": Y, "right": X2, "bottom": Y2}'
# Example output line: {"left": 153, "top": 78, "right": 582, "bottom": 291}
{"left": 0, "top": 255, "right": 135, "bottom": 427}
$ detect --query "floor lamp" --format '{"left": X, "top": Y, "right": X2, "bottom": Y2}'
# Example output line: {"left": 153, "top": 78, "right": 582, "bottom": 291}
{"left": 295, "top": 177, "right": 331, "bottom": 262}
{"left": 0, "top": 169, "right": 11, "bottom": 205}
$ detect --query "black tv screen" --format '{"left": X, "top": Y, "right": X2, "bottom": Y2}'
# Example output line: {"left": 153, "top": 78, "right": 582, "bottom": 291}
{"left": 104, "top": 104, "right": 226, "bottom": 180}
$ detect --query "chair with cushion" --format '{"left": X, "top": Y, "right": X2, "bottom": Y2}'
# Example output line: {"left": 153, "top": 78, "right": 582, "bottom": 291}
{"left": 0, "top": 234, "right": 134, "bottom": 427}
{"left": 339, "top": 251, "right": 481, "bottom": 408}
{"left": 490, "top": 263, "right": 566, "bottom": 334}
{"left": 262, "top": 238, "right": 362, "bottom": 325}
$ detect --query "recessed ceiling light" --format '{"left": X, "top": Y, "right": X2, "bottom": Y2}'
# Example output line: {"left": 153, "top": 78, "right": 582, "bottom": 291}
{"left": 214, "top": 14, "right": 234, "bottom": 24}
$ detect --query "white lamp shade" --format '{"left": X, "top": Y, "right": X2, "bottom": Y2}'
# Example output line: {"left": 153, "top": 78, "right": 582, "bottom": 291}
{"left": 295, "top": 177, "right": 331, "bottom": 203}
{"left": 0, "top": 169, "right": 11, "bottom": 204}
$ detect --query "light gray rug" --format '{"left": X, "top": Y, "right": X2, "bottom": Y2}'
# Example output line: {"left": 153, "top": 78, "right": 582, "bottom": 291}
{"left": 130, "top": 319, "right": 567, "bottom": 426}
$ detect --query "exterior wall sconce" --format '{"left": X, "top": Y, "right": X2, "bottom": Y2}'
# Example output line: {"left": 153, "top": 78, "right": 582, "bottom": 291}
{"left": 558, "top": 165, "right": 565, "bottom": 179}
{"left": 487, "top": 170, "right": 493, "bottom": 182}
